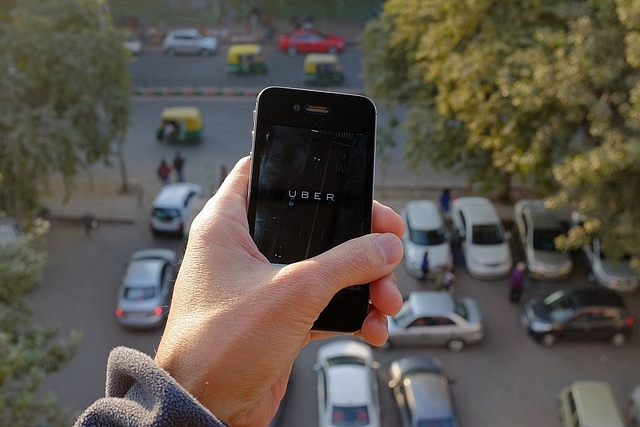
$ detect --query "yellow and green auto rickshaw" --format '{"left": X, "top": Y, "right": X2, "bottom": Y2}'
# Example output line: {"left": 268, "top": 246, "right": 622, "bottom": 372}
{"left": 303, "top": 53, "right": 344, "bottom": 86}
{"left": 156, "top": 107, "right": 203, "bottom": 142}
{"left": 226, "top": 44, "right": 267, "bottom": 74}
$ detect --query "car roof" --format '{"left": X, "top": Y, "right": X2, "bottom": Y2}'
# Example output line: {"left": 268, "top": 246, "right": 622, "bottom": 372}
{"left": 125, "top": 258, "right": 166, "bottom": 287}
{"left": 152, "top": 183, "right": 201, "bottom": 208}
{"left": 168, "top": 29, "right": 200, "bottom": 36}
{"left": 405, "top": 373, "right": 454, "bottom": 420}
{"left": 404, "top": 200, "right": 443, "bottom": 230}
{"left": 569, "top": 289, "right": 626, "bottom": 308}
{"left": 326, "top": 365, "right": 370, "bottom": 405}
{"left": 568, "top": 381, "right": 625, "bottom": 426}
{"left": 453, "top": 197, "right": 500, "bottom": 224}
{"left": 520, "top": 201, "right": 563, "bottom": 229}
{"left": 407, "top": 291, "right": 455, "bottom": 315}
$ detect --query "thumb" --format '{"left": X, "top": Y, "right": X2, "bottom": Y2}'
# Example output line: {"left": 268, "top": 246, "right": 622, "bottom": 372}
{"left": 290, "top": 233, "right": 403, "bottom": 301}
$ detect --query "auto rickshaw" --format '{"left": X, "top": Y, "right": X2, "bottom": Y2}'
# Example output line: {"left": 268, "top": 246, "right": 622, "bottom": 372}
{"left": 226, "top": 44, "right": 267, "bottom": 74}
{"left": 303, "top": 53, "right": 344, "bottom": 86}
{"left": 156, "top": 107, "right": 203, "bottom": 142}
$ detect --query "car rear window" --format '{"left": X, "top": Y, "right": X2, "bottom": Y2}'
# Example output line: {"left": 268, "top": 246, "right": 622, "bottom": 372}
{"left": 153, "top": 208, "right": 180, "bottom": 220}
{"left": 326, "top": 356, "right": 365, "bottom": 366}
{"left": 124, "top": 287, "right": 156, "bottom": 300}
{"left": 332, "top": 405, "right": 369, "bottom": 426}
{"left": 471, "top": 224, "right": 504, "bottom": 245}
{"left": 409, "top": 226, "right": 446, "bottom": 246}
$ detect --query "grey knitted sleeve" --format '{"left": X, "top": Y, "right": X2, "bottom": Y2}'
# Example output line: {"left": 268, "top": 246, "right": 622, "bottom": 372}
{"left": 74, "top": 346, "right": 228, "bottom": 427}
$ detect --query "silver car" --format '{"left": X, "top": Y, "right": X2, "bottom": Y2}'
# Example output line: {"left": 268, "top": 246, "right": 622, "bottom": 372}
{"left": 162, "top": 29, "right": 218, "bottom": 56}
{"left": 115, "top": 249, "right": 177, "bottom": 328}
{"left": 388, "top": 356, "right": 459, "bottom": 427}
{"left": 583, "top": 237, "right": 638, "bottom": 294}
{"left": 514, "top": 199, "right": 572, "bottom": 280}
{"left": 387, "top": 291, "right": 483, "bottom": 352}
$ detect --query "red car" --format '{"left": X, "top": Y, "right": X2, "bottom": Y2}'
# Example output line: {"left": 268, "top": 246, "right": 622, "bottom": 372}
{"left": 278, "top": 29, "right": 345, "bottom": 56}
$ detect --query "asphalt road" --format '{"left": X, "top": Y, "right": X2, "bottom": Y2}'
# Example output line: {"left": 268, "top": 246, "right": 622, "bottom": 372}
{"left": 27, "top": 46, "right": 640, "bottom": 426}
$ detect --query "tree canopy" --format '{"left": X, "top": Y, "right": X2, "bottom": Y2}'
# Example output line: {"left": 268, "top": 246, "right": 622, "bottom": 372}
{"left": 0, "top": 0, "right": 131, "bottom": 218}
{"left": 362, "top": 0, "right": 640, "bottom": 261}
{"left": 0, "top": 218, "right": 80, "bottom": 426}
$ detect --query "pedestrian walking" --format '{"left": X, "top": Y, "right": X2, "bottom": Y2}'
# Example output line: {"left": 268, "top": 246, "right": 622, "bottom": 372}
{"left": 442, "top": 268, "right": 456, "bottom": 294}
{"left": 157, "top": 158, "right": 171, "bottom": 185}
{"left": 439, "top": 189, "right": 451, "bottom": 219}
{"left": 173, "top": 151, "right": 185, "bottom": 182}
{"left": 420, "top": 252, "right": 430, "bottom": 283}
{"left": 82, "top": 213, "right": 97, "bottom": 235}
{"left": 509, "top": 262, "right": 527, "bottom": 303}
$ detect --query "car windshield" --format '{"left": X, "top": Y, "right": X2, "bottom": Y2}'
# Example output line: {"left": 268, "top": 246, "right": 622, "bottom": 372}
{"left": 409, "top": 227, "right": 446, "bottom": 246}
{"left": 153, "top": 208, "right": 180, "bottom": 220}
{"left": 418, "top": 420, "right": 456, "bottom": 427}
{"left": 393, "top": 301, "right": 414, "bottom": 325}
{"left": 471, "top": 224, "right": 504, "bottom": 245}
{"left": 123, "top": 287, "right": 156, "bottom": 300}
{"left": 533, "top": 228, "right": 563, "bottom": 251}
{"left": 542, "top": 291, "right": 576, "bottom": 322}
{"left": 326, "top": 356, "right": 365, "bottom": 367}
{"left": 332, "top": 406, "right": 369, "bottom": 426}
{"left": 453, "top": 298, "right": 468, "bottom": 320}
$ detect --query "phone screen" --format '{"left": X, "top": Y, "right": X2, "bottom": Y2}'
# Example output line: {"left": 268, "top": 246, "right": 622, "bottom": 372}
{"left": 253, "top": 125, "right": 369, "bottom": 263}
{"left": 248, "top": 87, "right": 376, "bottom": 332}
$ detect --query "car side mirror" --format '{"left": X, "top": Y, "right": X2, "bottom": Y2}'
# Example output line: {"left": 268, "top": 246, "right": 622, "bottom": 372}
{"left": 371, "top": 361, "right": 382, "bottom": 370}
{"left": 504, "top": 231, "right": 512, "bottom": 240}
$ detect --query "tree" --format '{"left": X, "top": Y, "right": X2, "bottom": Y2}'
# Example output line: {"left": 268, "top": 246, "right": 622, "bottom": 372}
{"left": 0, "top": 0, "right": 131, "bottom": 218}
{"left": 362, "top": 0, "right": 640, "bottom": 261}
{"left": 0, "top": 217, "right": 81, "bottom": 426}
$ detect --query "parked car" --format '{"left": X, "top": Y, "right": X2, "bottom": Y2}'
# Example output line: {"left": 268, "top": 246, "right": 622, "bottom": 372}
{"left": 162, "top": 29, "right": 218, "bottom": 56}
{"left": 387, "top": 291, "right": 483, "bottom": 352}
{"left": 0, "top": 217, "right": 22, "bottom": 246}
{"left": 521, "top": 288, "right": 634, "bottom": 347}
{"left": 630, "top": 384, "right": 640, "bottom": 426}
{"left": 514, "top": 199, "right": 572, "bottom": 280}
{"left": 583, "top": 237, "right": 638, "bottom": 294}
{"left": 278, "top": 29, "right": 345, "bottom": 56}
{"left": 388, "top": 356, "right": 459, "bottom": 427}
{"left": 314, "top": 340, "right": 381, "bottom": 427}
{"left": 451, "top": 197, "right": 512, "bottom": 279}
{"left": 558, "top": 380, "right": 625, "bottom": 427}
{"left": 150, "top": 183, "right": 202, "bottom": 236}
{"left": 401, "top": 200, "right": 453, "bottom": 279}
{"left": 115, "top": 249, "right": 177, "bottom": 328}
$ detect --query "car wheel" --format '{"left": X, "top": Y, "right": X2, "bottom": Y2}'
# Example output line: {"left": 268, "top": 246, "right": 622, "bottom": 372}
{"left": 200, "top": 48, "right": 213, "bottom": 56}
{"left": 447, "top": 339, "right": 465, "bottom": 352}
{"left": 327, "top": 46, "right": 338, "bottom": 54}
{"left": 541, "top": 333, "right": 557, "bottom": 347}
{"left": 611, "top": 332, "right": 626, "bottom": 347}
{"left": 287, "top": 46, "right": 298, "bottom": 56}
{"left": 164, "top": 48, "right": 175, "bottom": 57}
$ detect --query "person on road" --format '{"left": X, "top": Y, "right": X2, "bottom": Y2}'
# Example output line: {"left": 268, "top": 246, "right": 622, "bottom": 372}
{"left": 157, "top": 158, "right": 171, "bottom": 185}
{"left": 173, "top": 151, "right": 185, "bottom": 182}
{"left": 73, "top": 156, "right": 405, "bottom": 427}
{"left": 439, "top": 188, "right": 451, "bottom": 220}
{"left": 509, "top": 262, "right": 527, "bottom": 303}
{"left": 420, "top": 251, "right": 430, "bottom": 283}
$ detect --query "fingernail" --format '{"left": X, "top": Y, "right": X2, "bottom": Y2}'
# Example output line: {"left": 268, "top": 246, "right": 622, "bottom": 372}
{"left": 374, "top": 233, "right": 401, "bottom": 263}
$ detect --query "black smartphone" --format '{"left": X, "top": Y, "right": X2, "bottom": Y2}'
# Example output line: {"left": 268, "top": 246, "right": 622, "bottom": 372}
{"left": 247, "top": 86, "right": 377, "bottom": 332}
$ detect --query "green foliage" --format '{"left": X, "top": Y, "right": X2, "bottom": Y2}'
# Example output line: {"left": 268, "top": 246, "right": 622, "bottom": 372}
{"left": 363, "top": 0, "right": 640, "bottom": 261}
{"left": 0, "top": 0, "right": 131, "bottom": 218}
{"left": 0, "top": 219, "right": 81, "bottom": 426}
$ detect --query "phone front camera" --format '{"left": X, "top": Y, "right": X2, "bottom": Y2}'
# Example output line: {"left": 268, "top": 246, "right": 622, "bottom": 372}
{"left": 293, "top": 104, "right": 301, "bottom": 112}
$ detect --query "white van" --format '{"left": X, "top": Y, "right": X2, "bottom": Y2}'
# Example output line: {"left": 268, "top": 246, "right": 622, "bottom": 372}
{"left": 451, "top": 197, "right": 512, "bottom": 279}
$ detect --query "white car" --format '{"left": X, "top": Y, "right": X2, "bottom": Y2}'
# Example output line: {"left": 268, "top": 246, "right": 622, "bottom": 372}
{"left": 387, "top": 291, "right": 483, "bottom": 352}
{"left": 401, "top": 200, "right": 452, "bottom": 278}
{"left": 162, "top": 29, "right": 218, "bottom": 56}
{"left": 150, "top": 183, "right": 202, "bottom": 236}
{"left": 315, "top": 340, "right": 381, "bottom": 427}
{"left": 514, "top": 199, "right": 572, "bottom": 280}
{"left": 583, "top": 237, "right": 638, "bottom": 294}
{"left": 115, "top": 249, "right": 177, "bottom": 328}
{"left": 451, "top": 197, "right": 512, "bottom": 279}
{"left": 0, "top": 217, "right": 22, "bottom": 246}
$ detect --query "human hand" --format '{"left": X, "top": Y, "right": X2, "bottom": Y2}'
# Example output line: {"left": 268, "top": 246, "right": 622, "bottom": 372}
{"left": 155, "top": 156, "right": 404, "bottom": 427}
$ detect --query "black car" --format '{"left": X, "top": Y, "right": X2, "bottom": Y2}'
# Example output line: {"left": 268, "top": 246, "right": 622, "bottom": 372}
{"left": 521, "top": 288, "right": 634, "bottom": 347}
